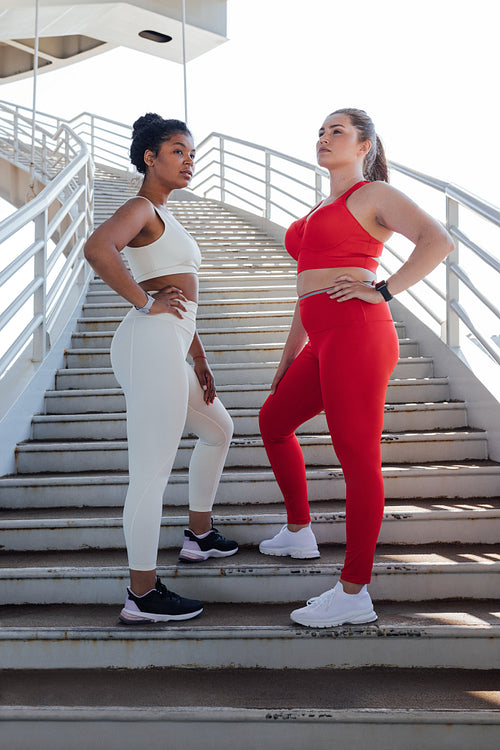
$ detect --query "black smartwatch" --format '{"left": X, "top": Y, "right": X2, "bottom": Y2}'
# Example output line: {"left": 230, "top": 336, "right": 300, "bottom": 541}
{"left": 375, "top": 280, "right": 393, "bottom": 301}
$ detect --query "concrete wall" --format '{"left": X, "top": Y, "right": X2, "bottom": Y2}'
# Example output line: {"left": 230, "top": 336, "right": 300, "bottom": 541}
{"left": 390, "top": 298, "right": 500, "bottom": 461}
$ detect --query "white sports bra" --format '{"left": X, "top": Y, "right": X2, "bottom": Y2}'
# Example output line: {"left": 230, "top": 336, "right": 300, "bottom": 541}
{"left": 123, "top": 197, "right": 201, "bottom": 282}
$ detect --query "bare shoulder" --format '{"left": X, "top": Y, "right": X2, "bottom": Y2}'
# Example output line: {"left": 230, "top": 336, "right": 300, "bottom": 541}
{"left": 85, "top": 195, "right": 157, "bottom": 253}
{"left": 114, "top": 196, "right": 156, "bottom": 220}
{"left": 360, "top": 181, "right": 413, "bottom": 204}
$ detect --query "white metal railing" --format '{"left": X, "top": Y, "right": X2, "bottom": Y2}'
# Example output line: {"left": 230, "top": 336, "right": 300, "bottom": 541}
{"left": 67, "top": 112, "right": 132, "bottom": 173}
{"left": 0, "top": 100, "right": 133, "bottom": 175}
{"left": 191, "top": 133, "right": 500, "bottom": 369}
{"left": 0, "top": 101, "right": 93, "bottom": 380}
{"left": 1, "top": 104, "right": 498, "bottom": 382}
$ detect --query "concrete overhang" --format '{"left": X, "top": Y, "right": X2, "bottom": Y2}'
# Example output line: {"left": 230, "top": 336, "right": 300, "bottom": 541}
{"left": 0, "top": 0, "right": 228, "bottom": 82}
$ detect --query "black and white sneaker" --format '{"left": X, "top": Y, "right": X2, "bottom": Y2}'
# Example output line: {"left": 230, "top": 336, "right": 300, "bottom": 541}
{"left": 119, "top": 576, "right": 203, "bottom": 624}
{"left": 179, "top": 523, "right": 239, "bottom": 562}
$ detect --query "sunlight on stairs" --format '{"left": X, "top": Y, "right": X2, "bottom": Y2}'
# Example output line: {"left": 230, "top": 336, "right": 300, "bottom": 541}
{"left": 1, "top": 169, "right": 499, "bottom": 748}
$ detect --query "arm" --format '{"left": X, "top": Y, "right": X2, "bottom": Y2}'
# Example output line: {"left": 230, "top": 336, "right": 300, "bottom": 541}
{"left": 270, "top": 301, "right": 308, "bottom": 393}
{"left": 189, "top": 331, "right": 216, "bottom": 405}
{"left": 84, "top": 199, "right": 186, "bottom": 316}
{"left": 376, "top": 183, "right": 454, "bottom": 296}
{"left": 328, "top": 183, "right": 454, "bottom": 304}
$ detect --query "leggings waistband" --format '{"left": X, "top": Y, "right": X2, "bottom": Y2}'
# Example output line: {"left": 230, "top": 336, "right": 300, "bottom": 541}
{"left": 298, "top": 282, "right": 375, "bottom": 302}
{"left": 298, "top": 287, "right": 334, "bottom": 301}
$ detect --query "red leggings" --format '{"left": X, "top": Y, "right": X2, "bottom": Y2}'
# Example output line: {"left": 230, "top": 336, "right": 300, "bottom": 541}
{"left": 259, "top": 292, "right": 399, "bottom": 584}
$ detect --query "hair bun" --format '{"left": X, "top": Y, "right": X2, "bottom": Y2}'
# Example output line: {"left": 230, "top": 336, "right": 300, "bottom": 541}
{"left": 132, "top": 113, "right": 163, "bottom": 136}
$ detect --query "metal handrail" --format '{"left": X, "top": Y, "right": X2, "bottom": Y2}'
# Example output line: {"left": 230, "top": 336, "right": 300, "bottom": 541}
{"left": 0, "top": 102, "right": 93, "bottom": 381}
{"left": 1, "top": 103, "right": 498, "bottom": 379}
{"left": 190, "top": 133, "right": 500, "bottom": 369}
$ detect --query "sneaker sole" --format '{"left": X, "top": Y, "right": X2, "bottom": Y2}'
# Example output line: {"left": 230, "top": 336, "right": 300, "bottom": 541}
{"left": 290, "top": 610, "right": 378, "bottom": 628}
{"left": 178, "top": 547, "right": 239, "bottom": 563}
{"left": 259, "top": 546, "right": 320, "bottom": 559}
{"left": 119, "top": 606, "right": 204, "bottom": 624}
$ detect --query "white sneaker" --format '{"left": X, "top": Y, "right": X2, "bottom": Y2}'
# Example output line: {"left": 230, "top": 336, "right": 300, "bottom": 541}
{"left": 259, "top": 524, "right": 320, "bottom": 559}
{"left": 290, "top": 581, "right": 377, "bottom": 627}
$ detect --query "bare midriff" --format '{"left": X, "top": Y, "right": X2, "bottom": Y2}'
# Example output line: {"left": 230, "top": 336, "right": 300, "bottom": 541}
{"left": 140, "top": 273, "right": 199, "bottom": 303}
{"left": 297, "top": 266, "right": 376, "bottom": 297}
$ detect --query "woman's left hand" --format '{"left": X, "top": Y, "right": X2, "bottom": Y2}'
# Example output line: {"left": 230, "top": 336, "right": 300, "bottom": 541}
{"left": 194, "top": 358, "right": 217, "bottom": 404}
{"left": 326, "top": 274, "right": 383, "bottom": 304}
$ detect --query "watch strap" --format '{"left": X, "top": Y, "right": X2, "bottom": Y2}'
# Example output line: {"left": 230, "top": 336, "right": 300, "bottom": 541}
{"left": 135, "top": 292, "right": 155, "bottom": 313}
{"left": 375, "top": 280, "right": 393, "bottom": 301}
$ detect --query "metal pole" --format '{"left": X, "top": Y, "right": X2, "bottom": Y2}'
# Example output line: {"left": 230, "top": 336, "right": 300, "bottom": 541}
{"left": 445, "top": 195, "right": 460, "bottom": 347}
{"left": 181, "top": 0, "right": 188, "bottom": 122}
{"left": 29, "top": 0, "right": 40, "bottom": 190}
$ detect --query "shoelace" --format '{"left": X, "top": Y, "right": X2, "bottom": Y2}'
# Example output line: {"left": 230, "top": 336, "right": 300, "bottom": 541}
{"left": 211, "top": 527, "right": 225, "bottom": 540}
{"left": 155, "top": 577, "right": 180, "bottom": 602}
{"left": 306, "top": 586, "right": 337, "bottom": 607}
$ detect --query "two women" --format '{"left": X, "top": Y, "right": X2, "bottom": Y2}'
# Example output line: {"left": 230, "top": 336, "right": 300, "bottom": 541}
{"left": 85, "top": 106, "right": 452, "bottom": 629}
{"left": 84, "top": 114, "right": 237, "bottom": 624}
{"left": 258, "top": 108, "right": 453, "bottom": 627}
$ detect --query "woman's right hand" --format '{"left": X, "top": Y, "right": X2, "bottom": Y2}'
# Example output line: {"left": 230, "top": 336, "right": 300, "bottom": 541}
{"left": 270, "top": 359, "right": 292, "bottom": 394}
{"left": 149, "top": 286, "right": 187, "bottom": 318}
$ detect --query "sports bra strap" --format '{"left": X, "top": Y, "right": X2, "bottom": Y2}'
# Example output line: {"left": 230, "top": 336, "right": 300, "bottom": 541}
{"left": 339, "top": 180, "right": 370, "bottom": 202}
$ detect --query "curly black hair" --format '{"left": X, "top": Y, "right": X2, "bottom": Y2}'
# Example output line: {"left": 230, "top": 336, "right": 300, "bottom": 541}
{"left": 129, "top": 113, "right": 192, "bottom": 174}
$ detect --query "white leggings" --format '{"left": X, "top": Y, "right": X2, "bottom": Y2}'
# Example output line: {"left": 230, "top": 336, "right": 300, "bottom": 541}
{"left": 110, "top": 301, "right": 233, "bottom": 571}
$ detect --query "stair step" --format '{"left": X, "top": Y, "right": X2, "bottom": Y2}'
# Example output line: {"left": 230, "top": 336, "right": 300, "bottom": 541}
{"left": 71, "top": 325, "right": 298, "bottom": 346}
{"left": 31, "top": 402, "right": 467, "bottom": 440}
{"left": 0, "top": 600, "right": 499, "bottom": 672}
{"left": 2, "top": 502, "right": 499, "bottom": 550}
{"left": 77, "top": 312, "right": 296, "bottom": 332}
{"left": 63, "top": 339, "right": 420, "bottom": 368}
{"left": 86, "top": 285, "right": 298, "bottom": 304}
{"left": 89, "top": 274, "right": 297, "bottom": 288}
{"left": 2, "top": 463, "right": 499, "bottom": 508}
{"left": 43, "top": 378, "right": 451, "bottom": 413}
{"left": 0, "top": 669, "right": 498, "bottom": 750}
{"left": 81, "top": 297, "right": 299, "bottom": 316}
{"left": 1, "top": 545, "right": 499, "bottom": 604}
{"left": 15, "top": 431, "right": 488, "bottom": 474}
{"left": 53, "top": 357, "right": 434, "bottom": 389}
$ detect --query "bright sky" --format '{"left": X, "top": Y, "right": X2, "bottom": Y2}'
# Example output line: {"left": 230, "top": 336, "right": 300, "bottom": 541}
{"left": 0, "top": 0, "right": 498, "bottom": 205}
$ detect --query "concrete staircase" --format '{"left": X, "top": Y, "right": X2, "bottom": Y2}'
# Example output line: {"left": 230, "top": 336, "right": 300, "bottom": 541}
{"left": 1, "top": 170, "right": 499, "bottom": 748}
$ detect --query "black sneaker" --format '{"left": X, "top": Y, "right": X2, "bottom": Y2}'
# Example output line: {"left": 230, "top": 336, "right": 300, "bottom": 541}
{"left": 119, "top": 576, "right": 203, "bottom": 624}
{"left": 179, "top": 523, "right": 239, "bottom": 562}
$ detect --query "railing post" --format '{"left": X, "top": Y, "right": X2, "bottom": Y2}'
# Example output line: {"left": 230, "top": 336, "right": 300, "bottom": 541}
{"left": 445, "top": 195, "right": 460, "bottom": 347}
{"left": 265, "top": 151, "right": 271, "bottom": 219}
{"left": 76, "top": 162, "right": 89, "bottom": 284}
{"left": 13, "top": 110, "right": 19, "bottom": 164}
{"left": 41, "top": 132, "right": 47, "bottom": 178}
{"left": 33, "top": 208, "right": 48, "bottom": 361}
{"left": 219, "top": 136, "right": 225, "bottom": 203}
{"left": 90, "top": 115, "right": 95, "bottom": 162}
{"left": 315, "top": 171, "right": 323, "bottom": 204}
{"left": 64, "top": 127, "right": 70, "bottom": 169}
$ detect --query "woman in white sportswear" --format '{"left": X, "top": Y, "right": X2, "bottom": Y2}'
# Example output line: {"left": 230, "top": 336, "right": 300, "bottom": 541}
{"left": 84, "top": 113, "right": 237, "bottom": 624}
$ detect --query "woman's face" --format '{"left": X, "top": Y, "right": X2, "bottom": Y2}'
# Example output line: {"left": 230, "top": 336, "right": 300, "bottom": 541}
{"left": 316, "top": 114, "right": 370, "bottom": 170}
{"left": 144, "top": 132, "right": 196, "bottom": 188}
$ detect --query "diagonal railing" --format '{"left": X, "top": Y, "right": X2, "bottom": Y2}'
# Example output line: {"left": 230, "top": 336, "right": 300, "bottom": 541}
{"left": 0, "top": 101, "right": 93, "bottom": 381}
{"left": 190, "top": 133, "right": 500, "bottom": 374}
{"left": 1, "top": 104, "right": 498, "bottom": 392}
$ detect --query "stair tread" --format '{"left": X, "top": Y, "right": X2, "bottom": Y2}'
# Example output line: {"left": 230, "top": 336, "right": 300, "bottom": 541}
{"left": 1, "top": 498, "right": 499, "bottom": 521}
{"left": 16, "top": 430, "right": 488, "bottom": 452}
{"left": 2, "top": 460, "right": 499, "bottom": 483}
{"left": 0, "top": 664, "right": 499, "bottom": 712}
{"left": 31, "top": 401, "right": 467, "bottom": 421}
{"left": 45, "top": 377, "right": 450, "bottom": 396}
{"left": 1, "top": 543, "right": 498, "bottom": 569}
{"left": 0, "top": 600, "right": 499, "bottom": 630}
{"left": 1, "top": 499, "right": 499, "bottom": 524}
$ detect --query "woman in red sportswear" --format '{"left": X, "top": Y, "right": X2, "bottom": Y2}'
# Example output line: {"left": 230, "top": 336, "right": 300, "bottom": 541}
{"left": 258, "top": 108, "right": 453, "bottom": 628}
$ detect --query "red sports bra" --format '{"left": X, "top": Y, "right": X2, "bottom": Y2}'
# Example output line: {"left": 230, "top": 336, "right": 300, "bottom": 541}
{"left": 285, "top": 181, "right": 383, "bottom": 274}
